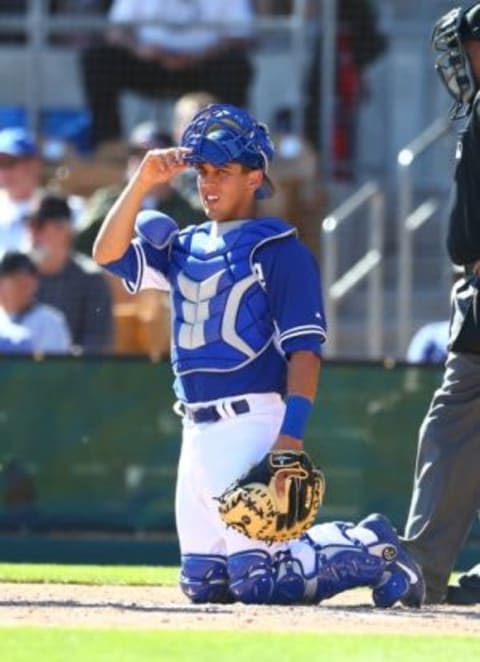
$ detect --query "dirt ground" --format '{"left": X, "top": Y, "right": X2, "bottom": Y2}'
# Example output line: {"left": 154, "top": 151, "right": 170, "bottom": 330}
{"left": 0, "top": 583, "right": 479, "bottom": 634}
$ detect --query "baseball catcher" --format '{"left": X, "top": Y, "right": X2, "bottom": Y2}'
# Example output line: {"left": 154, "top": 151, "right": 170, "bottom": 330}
{"left": 94, "top": 101, "right": 424, "bottom": 608}
{"left": 217, "top": 449, "right": 325, "bottom": 543}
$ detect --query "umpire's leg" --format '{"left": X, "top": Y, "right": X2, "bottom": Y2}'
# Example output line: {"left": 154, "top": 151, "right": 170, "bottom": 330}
{"left": 403, "top": 351, "right": 480, "bottom": 603}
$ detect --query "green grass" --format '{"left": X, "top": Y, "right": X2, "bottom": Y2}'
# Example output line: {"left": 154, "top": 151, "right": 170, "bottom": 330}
{"left": 0, "top": 630, "right": 479, "bottom": 662}
{"left": 0, "top": 563, "right": 462, "bottom": 588}
{"left": 0, "top": 563, "right": 178, "bottom": 586}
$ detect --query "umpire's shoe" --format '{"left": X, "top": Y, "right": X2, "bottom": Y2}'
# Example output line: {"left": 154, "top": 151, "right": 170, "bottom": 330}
{"left": 447, "top": 565, "right": 480, "bottom": 605}
{"left": 358, "top": 513, "right": 426, "bottom": 608}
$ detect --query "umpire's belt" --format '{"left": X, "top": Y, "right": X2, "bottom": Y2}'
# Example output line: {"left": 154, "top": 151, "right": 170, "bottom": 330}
{"left": 174, "top": 398, "right": 250, "bottom": 423}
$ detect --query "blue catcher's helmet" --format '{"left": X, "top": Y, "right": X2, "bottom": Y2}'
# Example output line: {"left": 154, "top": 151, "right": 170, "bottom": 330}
{"left": 180, "top": 103, "right": 275, "bottom": 199}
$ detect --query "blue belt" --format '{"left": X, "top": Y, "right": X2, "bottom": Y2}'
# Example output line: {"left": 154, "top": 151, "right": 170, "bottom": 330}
{"left": 179, "top": 398, "right": 250, "bottom": 423}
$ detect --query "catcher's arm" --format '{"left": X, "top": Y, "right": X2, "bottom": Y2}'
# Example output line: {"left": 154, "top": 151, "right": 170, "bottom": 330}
{"left": 216, "top": 349, "right": 324, "bottom": 542}
{"left": 273, "top": 349, "right": 321, "bottom": 452}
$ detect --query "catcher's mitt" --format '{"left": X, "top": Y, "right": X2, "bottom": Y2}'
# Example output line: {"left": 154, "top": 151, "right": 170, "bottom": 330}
{"left": 216, "top": 450, "right": 325, "bottom": 544}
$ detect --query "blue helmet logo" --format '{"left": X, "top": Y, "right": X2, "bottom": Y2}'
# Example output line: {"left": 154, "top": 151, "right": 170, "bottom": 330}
{"left": 180, "top": 104, "right": 275, "bottom": 199}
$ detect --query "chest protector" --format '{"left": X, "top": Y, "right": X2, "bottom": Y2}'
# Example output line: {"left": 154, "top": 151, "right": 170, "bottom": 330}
{"left": 169, "top": 218, "right": 295, "bottom": 375}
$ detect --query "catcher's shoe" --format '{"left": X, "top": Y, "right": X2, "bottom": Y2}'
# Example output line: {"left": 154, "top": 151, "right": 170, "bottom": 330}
{"left": 358, "top": 513, "right": 426, "bottom": 608}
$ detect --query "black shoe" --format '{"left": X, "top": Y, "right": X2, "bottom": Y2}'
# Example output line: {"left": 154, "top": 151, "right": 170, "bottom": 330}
{"left": 446, "top": 584, "right": 480, "bottom": 605}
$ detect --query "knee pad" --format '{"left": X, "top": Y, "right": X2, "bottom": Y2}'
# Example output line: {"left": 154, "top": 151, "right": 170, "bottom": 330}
{"left": 180, "top": 554, "right": 233, "bottom": 604}
{"left": 227, "top": 550, "right": 276, "bottom": 604}
{"left": 227, "top": 549, "right": 308, "bottom": 605}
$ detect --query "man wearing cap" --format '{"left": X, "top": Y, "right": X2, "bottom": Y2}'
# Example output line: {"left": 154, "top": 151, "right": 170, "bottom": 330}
{"left": 28, "top": 191, "right": 113, "bottom": 354}
{"left": 0, "top": 250, "right": 71, "bottom": 354}
{"left": 0, "top": 127, "right": 42, "bottom": 256}
{"left": 402, "top": 3, "right": 480, "bottom": 605}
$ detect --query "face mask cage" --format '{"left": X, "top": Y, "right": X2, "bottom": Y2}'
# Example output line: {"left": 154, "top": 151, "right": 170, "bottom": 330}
{"left": 181, "top": 104, "right": 274, "bottom": 171}
{"left": 180, "top": 104, "right": 276, "bottom": 199}
{"left": 431, "top": 7, "right": 477, "bottom": 119}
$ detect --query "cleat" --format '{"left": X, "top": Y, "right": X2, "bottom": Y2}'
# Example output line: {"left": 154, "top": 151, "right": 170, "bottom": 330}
{"left": 358, "top": 513, "right": 426, "bottom": 608}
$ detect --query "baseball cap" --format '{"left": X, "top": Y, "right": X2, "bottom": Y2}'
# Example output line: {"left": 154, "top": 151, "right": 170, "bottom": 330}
{"left": 0, "top": 251, "right": 38, "bottom": 277}
{"left": 29, "top": 192, "right": 72, "bottom": 225}
{"left": 0, "top": 127, "right": 39, "bottom": 158}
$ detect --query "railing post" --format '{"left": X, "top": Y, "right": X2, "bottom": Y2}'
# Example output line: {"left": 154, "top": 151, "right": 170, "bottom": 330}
{"left": 319, "top": 0, "right": 337, "bottom": 182}
{"left": 322, "top": 220, "right": 338, "bottom": 357}
{"left": 397, "top": 187, "right": 413, "bottom": 357}
{"left": 26, "top": 0, "right": 47, "bottom": 133}
{"left": 322, "top": 181, "right": 384, "bottom": 359}
{"left": 396, "top": 117, "right": 452, "bottom": 357}
{"left": 368, "top": 192, "right": 384, "bottom": 358}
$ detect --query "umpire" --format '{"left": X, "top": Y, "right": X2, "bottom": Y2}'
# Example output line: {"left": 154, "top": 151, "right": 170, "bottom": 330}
{"left": 402, "top": 3, "right": 480, "bottom": 605}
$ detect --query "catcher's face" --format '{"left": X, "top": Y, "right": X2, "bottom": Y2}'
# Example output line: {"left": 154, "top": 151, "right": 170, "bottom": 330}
{"left": 195, "top": 162, "right": 262, "bottom": 221}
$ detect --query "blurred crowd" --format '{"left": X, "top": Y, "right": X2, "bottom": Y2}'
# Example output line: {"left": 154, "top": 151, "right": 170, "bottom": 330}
{"left": 0, "top": 0, "right": 387, "bottom": 358}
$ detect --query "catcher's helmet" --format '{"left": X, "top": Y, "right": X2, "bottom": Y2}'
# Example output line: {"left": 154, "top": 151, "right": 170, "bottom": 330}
{"left": 431, "top": 3, "right": 480, "bottom": 119}
{"left": 180, "top": 103, "right": 275, "bottom": 199}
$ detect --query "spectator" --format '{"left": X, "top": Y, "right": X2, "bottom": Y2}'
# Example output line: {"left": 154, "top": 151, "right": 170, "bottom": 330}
{"left": 406, "top": 320, "right": 450, "bottom": 365}
{"left": 303, "top": 0, "right": 387, "bottom": 179}
{"left": 28, "top": 192, "right": 113, "bottom": 354}
{"left": 170, "top": 91, "right": 218, "bottom": 212}
{"left": 0, "top": 251, "right": 71, "bottom": 354}
{"left": 81, "top": 0, "right": 255, "bottom": 149}
{"left": 0, "top": 128, "right": 43, "bottom": 255}
{"left": 75, "top": 120, "right": 199, "bottom": 256}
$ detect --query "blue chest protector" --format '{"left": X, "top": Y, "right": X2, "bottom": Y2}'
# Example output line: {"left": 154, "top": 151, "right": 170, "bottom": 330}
{"left": 169, "top": 218, "right": 296, "bottom": 376}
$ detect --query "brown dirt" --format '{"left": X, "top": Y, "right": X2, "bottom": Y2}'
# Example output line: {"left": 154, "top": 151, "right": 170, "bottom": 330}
{"left": 0, "top": 583, "right": 479, "bottom": 634}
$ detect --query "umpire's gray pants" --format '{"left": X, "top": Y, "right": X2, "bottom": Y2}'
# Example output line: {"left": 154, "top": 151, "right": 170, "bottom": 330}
{"left": 403, "top": 351, "right": 480, "bottom": 603}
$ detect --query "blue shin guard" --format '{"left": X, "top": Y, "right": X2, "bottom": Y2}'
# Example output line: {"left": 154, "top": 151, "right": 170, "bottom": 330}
{"left": 227, "top": 549, "right": 307, "bottom": 605}
{"left": 297, "top": 529, "right": 385, "bottom": 602}
{"left": 180, "top": 554, "right": 234, "bottom": 603}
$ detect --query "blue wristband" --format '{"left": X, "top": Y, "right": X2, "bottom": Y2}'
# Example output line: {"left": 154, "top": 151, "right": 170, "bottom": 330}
{"left": 279, "top": 394, "right": 313, "bottom": 439}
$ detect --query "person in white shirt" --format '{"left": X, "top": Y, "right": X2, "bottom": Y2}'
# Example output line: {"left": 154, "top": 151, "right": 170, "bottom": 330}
{"left": 0, "top": 251, "right": 71, "bottom": 354}
{"left": 0, "top": 128, "right": 43, "bottom": 256}
{"left": 81, "top": 0, "right": 255, "bottom": 147}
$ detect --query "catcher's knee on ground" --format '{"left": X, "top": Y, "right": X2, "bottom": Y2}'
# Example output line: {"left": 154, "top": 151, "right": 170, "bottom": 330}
{"left": 180, "top": 554, "right": 233, "bottom": 603}
{"left": 227, "top": 549, "right": 307, "bottom": 604}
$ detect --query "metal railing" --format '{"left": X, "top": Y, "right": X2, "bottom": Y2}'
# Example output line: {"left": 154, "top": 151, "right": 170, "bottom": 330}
{"left": 322, "top": 181, "right": 385, "bottom": 358}
{"left": 396, "top": 116, "right": 452, "bottom": 355}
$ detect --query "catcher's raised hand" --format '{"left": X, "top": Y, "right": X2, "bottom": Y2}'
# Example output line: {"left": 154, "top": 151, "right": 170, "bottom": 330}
{"left": 134, "top": 147, "right": 191, "bottom": 191}
{"left": 216, "top": 450, "right": 325, "bottom": 544}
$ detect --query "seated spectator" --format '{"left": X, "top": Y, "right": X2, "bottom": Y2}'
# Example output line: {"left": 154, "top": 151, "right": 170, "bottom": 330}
{"left": 0, "top": 323, "right": 33, "bottom": 353}
{"left": 0, "top": 128, "right": 43, "bottom": 255}
{"left": 170, "top": 91, "right": 217, "bottom": 212}
{"left": 81, "top": 0, "right": 255, "bottom": 148}
{"left": 75, "top": 120, "right": 199, "bottom": 256}
{"left": 28, "top": 192, "right": 113, "bottom": 354}
{"left": 0, "top": 251, "right": 71, "bottom": 353}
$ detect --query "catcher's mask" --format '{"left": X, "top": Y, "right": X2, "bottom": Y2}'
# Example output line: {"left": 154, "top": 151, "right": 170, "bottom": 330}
{"left": 180, "top": 103, "right": 275, "bottom": 199}
{"left": 431, "top": 4, "right": 480, "bottom": 119}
